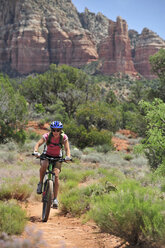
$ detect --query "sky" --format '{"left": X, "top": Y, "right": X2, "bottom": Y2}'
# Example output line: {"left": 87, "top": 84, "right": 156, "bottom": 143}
{"left": 71, "top": 0, "right": 165, "bottom": 40}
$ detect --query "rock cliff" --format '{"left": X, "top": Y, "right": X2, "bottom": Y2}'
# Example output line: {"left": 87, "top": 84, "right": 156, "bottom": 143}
{"left": 98, "top": 17, "right": 137, "bottom": 76}
{"left": 0, "top": 0, "right": 165, "bottom": 78}
{"left": 129, "top": 28, "right": 165, "bottom": 79}
{"left": 0, "top": 0, "right": 98, "bottom": 75}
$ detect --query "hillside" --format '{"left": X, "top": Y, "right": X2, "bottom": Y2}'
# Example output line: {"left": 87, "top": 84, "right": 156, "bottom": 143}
{"left": 0, "top": 0, "right": 165, "bottom": 78}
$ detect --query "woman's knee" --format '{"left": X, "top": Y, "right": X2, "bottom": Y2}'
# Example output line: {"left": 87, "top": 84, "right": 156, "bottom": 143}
{"left": 40, "top": 160, "right": 48, "bottom": 171}
{"left": 54, "top": 168, "right": 60, "bottom": 178}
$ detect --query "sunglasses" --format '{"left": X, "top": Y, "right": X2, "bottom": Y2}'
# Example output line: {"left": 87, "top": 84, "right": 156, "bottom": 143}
{"left": 51, "top": 129, "right": 61, "bottom": 132}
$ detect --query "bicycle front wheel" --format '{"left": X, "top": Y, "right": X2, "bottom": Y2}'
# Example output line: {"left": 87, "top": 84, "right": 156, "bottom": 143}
{"left": 42, "top": 180, "right": 53, "bottom": 222}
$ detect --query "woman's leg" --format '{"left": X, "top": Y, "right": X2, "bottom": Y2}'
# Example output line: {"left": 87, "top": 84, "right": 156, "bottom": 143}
{"left": 54, "top": 168, "right": 60, "bottom": 199}
{"left": 40, "top": 159, "right": 49, "bottom": 182}
{"left": 37, "top": 159, "right": 49, "bottom": 194}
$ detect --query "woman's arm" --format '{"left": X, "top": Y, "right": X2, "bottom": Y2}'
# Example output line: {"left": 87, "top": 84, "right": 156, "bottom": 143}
{"left": 34, "top": 137, "right": 45, "bottom": 152}
{"left": 64, "top": 139, "right": 71, "bottom": 157}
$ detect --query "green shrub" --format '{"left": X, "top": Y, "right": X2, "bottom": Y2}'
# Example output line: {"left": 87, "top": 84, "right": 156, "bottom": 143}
{"left": 7, "top": 142, "right": 18, "bottom": 151}
{"left": 64, "top": 121, "right": 112, "bottom": 149}
{"left": 0, "top": 151, "right": 17, "bottom": 164}
{"left": 0, "top": 201, "right": 27, "bottom": 235}
{"left": 60, "top": 167, "right": 83, "bottom": 183}
{"left": 87, "top": 128, "right": 112, "bottom": 147}
{"left": 60, "top": 180, "right": 79, "bottom": 192}
{"left": 60, "top": 187, "right": 90, "bottom": 216}
{"left": 98, "top": 167, "right": 125, "bottom": 185}
{"left": 0, "top": 74, "right": 28, "bottom": 144}
{"left": 76, "top": 102, "right": 121, "bottom": 132}
{"left": 0, "top": 182, "right": 32, "bottom": 201}
{"left": 71, "top": 147, "right": 83, "bottom": 159}
{"left": 155, "top": 159, "right": 165, "bottom": 177}
{"left": 34, "top": 103, "right": 45, "bottom": 113}
{"left": 60, "top": 179, "right": 117, "bottom": 217}
{"left": 81, "top": 170, "right": 96, "bottom": 182}
{"left": 123, "top": 154, "right": 133, "bottom": 161}
{"left": 89, "top": 180, "right": 165, "bottom": 246}
{"left": 95, "top": 144, "right": 113, "bottom": 153}
{"left": 26, "top": 130, "right": 41, "bottom": 141}
{"left": 83, "top": 147, "right": 95, "bottom": 154}
{"left": 138, "top": 99, "right": 165, "bottom": 169}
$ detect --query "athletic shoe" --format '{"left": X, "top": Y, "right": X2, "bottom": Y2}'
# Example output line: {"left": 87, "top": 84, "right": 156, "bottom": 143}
{"left": 37, "top": 182, "right": 43, "bottom": 194}
{"left": 52, "top": 198, "right": 58, "bottom": 209}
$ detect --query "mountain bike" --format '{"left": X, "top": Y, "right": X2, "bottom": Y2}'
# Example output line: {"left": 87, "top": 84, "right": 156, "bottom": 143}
{"left": 33, "top": 154, "right": 67, "bottom": 222}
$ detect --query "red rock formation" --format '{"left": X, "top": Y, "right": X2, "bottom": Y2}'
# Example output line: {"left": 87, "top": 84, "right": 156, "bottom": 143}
{"left": 0, "top": 0, "right": 165, "bottom": 78}
{"left": 0, "top": 0, "right": 98, "bottom": 75}
{"left": 10, "top": 29, "right": 50, "bottom": 74}
{"left": 133, "top": 28, "right": 165, "bottom": 79}
{"left": 48, "top": 28, "right": 98, "bottom": 67}
{"left": 98, "top": 17, "right": 137, "bottom": 76}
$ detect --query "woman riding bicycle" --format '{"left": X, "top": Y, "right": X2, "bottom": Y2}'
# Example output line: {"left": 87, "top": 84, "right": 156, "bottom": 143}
{"left": 33, "top": 121, "right": 71, "bottom": 208}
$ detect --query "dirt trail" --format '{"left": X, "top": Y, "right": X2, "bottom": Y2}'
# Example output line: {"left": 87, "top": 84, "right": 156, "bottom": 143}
{"left": 25, "top": 201, "right": 127, "bottom": 248}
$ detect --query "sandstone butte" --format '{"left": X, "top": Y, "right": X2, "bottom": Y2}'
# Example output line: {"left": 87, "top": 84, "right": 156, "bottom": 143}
{"left": 0, "top": 0, "right": 165, "bottom": 79}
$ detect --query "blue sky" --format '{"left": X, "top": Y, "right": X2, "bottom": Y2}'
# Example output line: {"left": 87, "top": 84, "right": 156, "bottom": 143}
{"left": 72, "top": 0, "right": 165, "bottom": 40}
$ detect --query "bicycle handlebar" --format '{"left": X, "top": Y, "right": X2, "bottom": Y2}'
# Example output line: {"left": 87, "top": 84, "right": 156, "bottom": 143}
{"left": 32, "top": 153, "right": 72, "bottom": 162}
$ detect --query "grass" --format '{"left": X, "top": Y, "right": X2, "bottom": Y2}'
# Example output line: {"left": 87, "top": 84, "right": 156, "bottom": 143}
{"left": 89, "top": 179, "right": 165, "bottom": 246}
{"left": 0, "top": 201, "right": 27, "bottom": 235}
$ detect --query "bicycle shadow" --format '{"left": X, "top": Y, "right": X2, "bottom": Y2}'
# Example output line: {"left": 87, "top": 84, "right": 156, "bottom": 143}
{"left": 29, "top": 216, "right": 42, "bottom": 223}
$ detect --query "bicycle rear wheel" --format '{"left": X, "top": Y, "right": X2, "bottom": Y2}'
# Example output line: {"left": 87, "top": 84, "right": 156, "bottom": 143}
{"left": 42, "top": 180, "right": 53, "bottom": 222}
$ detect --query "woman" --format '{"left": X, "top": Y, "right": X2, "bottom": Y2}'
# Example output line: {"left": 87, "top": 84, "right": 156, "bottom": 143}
{"left": 33, "top": 121, "right": 71, "bottom": 208}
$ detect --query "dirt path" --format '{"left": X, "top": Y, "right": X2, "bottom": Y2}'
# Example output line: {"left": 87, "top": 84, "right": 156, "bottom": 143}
{"left": 24, "top": 201, "right": 127, "bottom": 248}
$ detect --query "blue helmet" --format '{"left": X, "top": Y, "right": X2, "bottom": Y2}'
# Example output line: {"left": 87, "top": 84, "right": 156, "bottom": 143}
{"left": 50, "top": 121, "right": 63, "bottom": 129}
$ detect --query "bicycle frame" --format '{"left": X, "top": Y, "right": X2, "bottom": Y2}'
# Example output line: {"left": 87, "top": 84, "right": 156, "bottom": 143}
{"left": 32, "top": 153, "right": 70, "bottom": 222}
{"left": 40, "top": 156, "right": 65, "bottom": 222}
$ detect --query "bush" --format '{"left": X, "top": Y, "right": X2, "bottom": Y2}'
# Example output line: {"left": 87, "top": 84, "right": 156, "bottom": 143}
{"left": 155, "top": 159, "right": 165, "bottom": 177}
{"left": 76, "top": 102, "right": 122, "bottom": 132}
{"left": 139, "top": 99, "right": 165, "bottom": 169}
{"left": 81, "top": 153, "right": 103, "bottom": 163}
{"left": 60, "top": 180, "right": 117, "bottom": 217}
{"left": 60, "top": 187, "right": 90, "bottom": 216}
{"left": 60, "top": 167, "right": 83, "bottom": 183}
{"left": 89, "top": 180, "right": 165, "bottom": 246}
{"left": 95, "top": 144, "right": 112, "bottom": 153}
{"left": 0, "top": 74, "right": 28, "bottom": 144}
{"left": 34, "top": 103, "right": 45, "bottom": 113}
{"left": 64, "top": 121, "right": 112, "bottom": 149}
{"left": 87, "top": 128, "right": 112, "bottom": 147}
{"left": 0, "top": 182, "right": 32, "bottom": 201}
{"left": 123, "top": 154, "right": 133, "bottom": 161}
{"left": 26, "top": 130, "right": 40, "bottom": 141}
{"left": 0, "top": 201, "right": 27, "bottom": 235}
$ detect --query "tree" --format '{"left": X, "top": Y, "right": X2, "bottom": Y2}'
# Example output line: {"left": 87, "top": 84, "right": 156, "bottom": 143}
{"left": 138, "top": 98, "right": 165, "bottom": 169}
{"left": 0, "top": 74, "right": 28, "bottom": 143}
{"left": 58, "top": 89, "right": 86, "bottom": 118}
{"left": 105, "top": 90, "right": 118, "bottom": 106}
{"left": 149, "top": 49, "right": 165, "bottom": 101}
{"left": 121, "top": 102, "right": 146, "bottom": 136}
{"left": 129, "top": 81, "right": 149, "bottom": 105}
{"left": 76, "top": 102, "right": 122, "bottom": 132}
{"left": 149, "top": 49, "right": 165, "bottom": 81}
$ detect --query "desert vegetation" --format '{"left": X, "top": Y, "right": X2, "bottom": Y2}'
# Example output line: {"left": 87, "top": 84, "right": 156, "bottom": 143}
{"left": 0, "top": 49, "right": 165, "bottom": 247}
